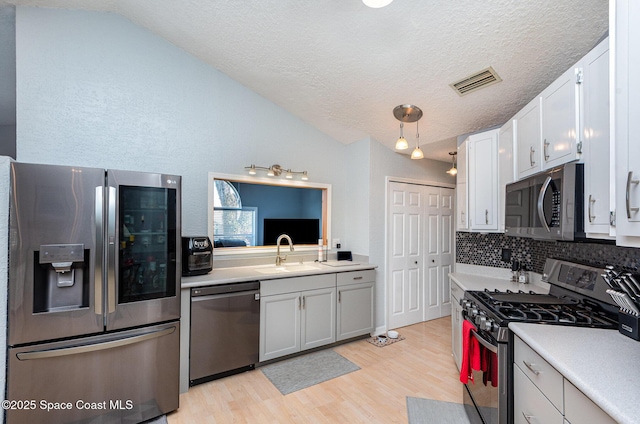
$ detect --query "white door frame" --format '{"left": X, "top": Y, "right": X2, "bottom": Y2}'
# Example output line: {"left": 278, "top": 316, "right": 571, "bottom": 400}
{"left": 385, "top": 177, "right": 456, "bottom": 331}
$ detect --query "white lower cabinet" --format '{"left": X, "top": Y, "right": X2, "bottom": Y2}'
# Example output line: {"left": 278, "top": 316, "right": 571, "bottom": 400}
{"left": 300, "top": 287, "right": 336, "bottom": 350}
{"left": 450, "top": 280, "right": 463, "bottom": 370}
{"left": 336, "top": 270, "right": 375, "bottom": 341}
{"left": 260, "top": 291, "right": 301, "bottom": 361}
{"left": 514, "top": 336, "right": 563, "bottom": 412}
{"left": 260, "top": 274, "right": 336, "bottom": 362}
{"left": 514, "top": 335, "right": 614, "bottom": 424}
{"left": 564, "top": 380, "right": 616, "bottom": 424}
{"left": 514, "top": 365, "right": 564, "bottom": 424}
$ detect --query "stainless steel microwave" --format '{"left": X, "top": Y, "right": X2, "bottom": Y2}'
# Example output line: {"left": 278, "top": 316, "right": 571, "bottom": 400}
{"left": 505, "top": 163, "right": 584, "bottom": 241}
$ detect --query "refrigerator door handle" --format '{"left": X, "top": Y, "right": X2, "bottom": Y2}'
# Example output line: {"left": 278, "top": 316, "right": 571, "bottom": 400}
{"left": 16, "top": 326, "right": 176, "bottom": 361}
{"left": 107, "top": 186, "right": 117, "bottom": 314}
{"left": 95, "top": 186, "right": 104, "bottom": 316}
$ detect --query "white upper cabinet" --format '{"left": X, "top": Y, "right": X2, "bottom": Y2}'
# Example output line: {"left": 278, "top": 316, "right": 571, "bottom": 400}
{"left": 614, "top": 0, "right": 640, "bottom": 245}
{"left": 456, "top": 140, "right": 469, "bottom": 231}
{"left": 515, "top": 96, "right": 542, "bottom": 179}
{"left": 581, "top": 38, "right": 611, "bottom": 237}
{"left": 514, "top": 48, "right": 584, "bottom": 179}
{"left": 468, "top": 129, "right": 499, "bottom": 231}
{"left": 498, "top": 119, "right": 515, "bottom": 232}
{"left": 540, "top": 65, "right": 582, "bottom": 169}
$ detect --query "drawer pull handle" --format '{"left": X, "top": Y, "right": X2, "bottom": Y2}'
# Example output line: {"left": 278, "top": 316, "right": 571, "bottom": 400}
{"left": 522, "top": 412, "right": 534, "bottom": 424}
{"left": 522, "top": 360, "right": 540, "bottom": 375}
{"left": 353, "top": 276, "right": 363, "bottom": 280}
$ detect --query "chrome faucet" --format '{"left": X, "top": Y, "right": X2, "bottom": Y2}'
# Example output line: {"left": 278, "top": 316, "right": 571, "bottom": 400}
{"left": 276, "top": 234, "right": 294, "bottom": 266}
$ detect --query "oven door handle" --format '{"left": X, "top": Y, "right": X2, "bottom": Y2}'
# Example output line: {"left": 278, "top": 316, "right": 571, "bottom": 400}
{"left": 471, "top": 329, "right": 498, "bottom": 354}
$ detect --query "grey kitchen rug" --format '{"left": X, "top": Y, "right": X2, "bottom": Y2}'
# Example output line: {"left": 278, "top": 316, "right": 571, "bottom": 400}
{"left": 261, "top": 349, "right": 360, "bottom": 395}
{"left": 406, "top": 397, "right": 471, "bottom": 424}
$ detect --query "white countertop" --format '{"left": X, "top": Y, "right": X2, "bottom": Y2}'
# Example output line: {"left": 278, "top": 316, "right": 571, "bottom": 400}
{"left": 510, "top": 323, "right": 639, "bottom": 424}
{"left": 181, "top": 261, "right": 377, "bottom": 288}
{"left": 449, "top": 264, "right": 550, "bottom": 294}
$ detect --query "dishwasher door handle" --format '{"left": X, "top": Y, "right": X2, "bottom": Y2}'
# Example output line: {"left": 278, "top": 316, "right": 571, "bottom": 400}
{"left": 191, "top": 290, "right": 260, "bottom": 303}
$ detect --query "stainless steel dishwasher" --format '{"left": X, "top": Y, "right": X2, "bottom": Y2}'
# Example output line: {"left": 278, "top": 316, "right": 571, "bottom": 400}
{"left": 189, "top": 281, "right": 260, "bottom": 385}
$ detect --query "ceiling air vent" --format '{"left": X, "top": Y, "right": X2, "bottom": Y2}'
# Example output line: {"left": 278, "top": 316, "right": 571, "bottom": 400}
{"left": 450, "top": 66, "right": 502, "bottom": 96}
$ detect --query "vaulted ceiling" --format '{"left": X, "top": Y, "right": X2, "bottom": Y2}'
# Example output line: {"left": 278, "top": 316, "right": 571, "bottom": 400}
{"left": 3, "top": 0, "right": 608, "bottom": 161}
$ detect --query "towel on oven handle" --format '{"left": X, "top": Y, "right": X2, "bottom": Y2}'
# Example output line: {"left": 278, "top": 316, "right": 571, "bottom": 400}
{"left": 481, "top": 347, "right": 498, "bottom": 387}
{"left": 460, "top": 320, "right": 481, "bottom": 384}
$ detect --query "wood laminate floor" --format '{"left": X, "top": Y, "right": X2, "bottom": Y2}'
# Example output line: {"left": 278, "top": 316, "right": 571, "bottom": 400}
{"left": 167, "top": 317, "right": 461, "bottom": 423}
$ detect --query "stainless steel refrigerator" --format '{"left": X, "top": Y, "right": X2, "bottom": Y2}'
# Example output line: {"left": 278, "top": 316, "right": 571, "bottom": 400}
{"left": 7, "top": 162, "right": 181, "bottom": 424}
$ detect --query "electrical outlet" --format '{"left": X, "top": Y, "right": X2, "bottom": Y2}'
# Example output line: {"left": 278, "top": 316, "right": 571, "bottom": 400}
{"left": 332, "top": 238, "right": 340, "bottom": 248}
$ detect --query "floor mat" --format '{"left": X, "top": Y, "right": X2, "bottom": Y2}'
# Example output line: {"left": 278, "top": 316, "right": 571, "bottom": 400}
{"left": 406, "top": 397, "right": 471, "bottom": 424}
{"left": 261, "top": 349, "right": 360, "bottom": 395}
{"left": 365, "top": 334, "right": 406, "bottom": 347}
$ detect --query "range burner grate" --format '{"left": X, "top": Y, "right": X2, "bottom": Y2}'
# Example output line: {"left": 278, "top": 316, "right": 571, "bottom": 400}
{"left": 468, "top": 289, "right": 618, "bottom": 329}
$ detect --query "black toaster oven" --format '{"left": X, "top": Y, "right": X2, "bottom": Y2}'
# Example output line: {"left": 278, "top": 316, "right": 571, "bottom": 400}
{"left": 182, "top": 236, "right": 213, "bottom": 276}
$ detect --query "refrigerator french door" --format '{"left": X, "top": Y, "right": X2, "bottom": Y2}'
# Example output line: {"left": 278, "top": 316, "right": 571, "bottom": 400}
{"left": 7, "top": 162, "right": 181, "bottom": 424}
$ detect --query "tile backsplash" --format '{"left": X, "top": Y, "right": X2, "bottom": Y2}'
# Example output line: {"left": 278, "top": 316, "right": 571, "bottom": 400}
{"left": 456, "top": 232, "right": 640, "bottom": 274}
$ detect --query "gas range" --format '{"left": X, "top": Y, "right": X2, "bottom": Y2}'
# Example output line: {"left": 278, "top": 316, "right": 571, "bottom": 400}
{"left": 462, "top": 258, "right": 620, "bottom": 343}
{"left": 460, "top": 258, "right": 620, "bottom": 424}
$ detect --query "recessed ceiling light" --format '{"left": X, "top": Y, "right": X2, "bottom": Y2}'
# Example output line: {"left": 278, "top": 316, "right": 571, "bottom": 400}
{"left": 362, "top": 0, "right": 393, "bottom": 8}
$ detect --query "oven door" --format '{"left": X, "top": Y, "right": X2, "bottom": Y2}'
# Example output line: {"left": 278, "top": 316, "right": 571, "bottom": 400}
{"left": 463, "top": 320, "right": 507, "bottom": 424}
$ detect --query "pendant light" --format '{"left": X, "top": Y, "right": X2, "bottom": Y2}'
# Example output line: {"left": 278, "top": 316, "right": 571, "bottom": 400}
{"left": 410, "top": 119, "right": 424, "bottom": 159}
{"left": 395, "top": 122, "right": 408, "bottom": 150}
{"left": 446, "top": 152, "right": 458, "bottom": 175}
{"left": 393, "top": 104, "right": 423, "bottom": 158}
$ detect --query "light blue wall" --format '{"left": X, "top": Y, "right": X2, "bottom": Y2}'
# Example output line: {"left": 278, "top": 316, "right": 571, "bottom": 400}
{"left": 14, "top": 7, "right": 348, "bottom": 243}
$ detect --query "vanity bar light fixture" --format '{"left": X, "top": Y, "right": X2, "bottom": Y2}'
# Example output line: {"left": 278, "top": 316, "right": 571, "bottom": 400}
{"left": 393, "top": 104, "right": 424, "bottom": 159}
{"left": 245, "top": 164, "right": 308, "bottom": 180}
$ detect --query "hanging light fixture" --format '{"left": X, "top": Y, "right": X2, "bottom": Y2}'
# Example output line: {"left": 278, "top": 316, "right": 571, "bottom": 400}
{"left": 393, "top": 104, "right": 424, "bottom": 159}
{"left": 410, "top": 119, "right": 424, "bottom": 159}
{"left": 446, "top": 152, "right": 458, "bottom": 175}
{"left": 395, "top": 122, "right": 408, "bottom": 150}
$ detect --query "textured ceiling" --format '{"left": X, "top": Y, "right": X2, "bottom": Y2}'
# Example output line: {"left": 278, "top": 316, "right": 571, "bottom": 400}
{"left": 3, "top": 0, "right": 608, "bottom": 161}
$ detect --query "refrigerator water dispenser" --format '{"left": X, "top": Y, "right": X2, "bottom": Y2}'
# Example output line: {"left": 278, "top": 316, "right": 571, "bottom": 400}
{"left": 34, "top": 244, "right": 88, "bottom": 312}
